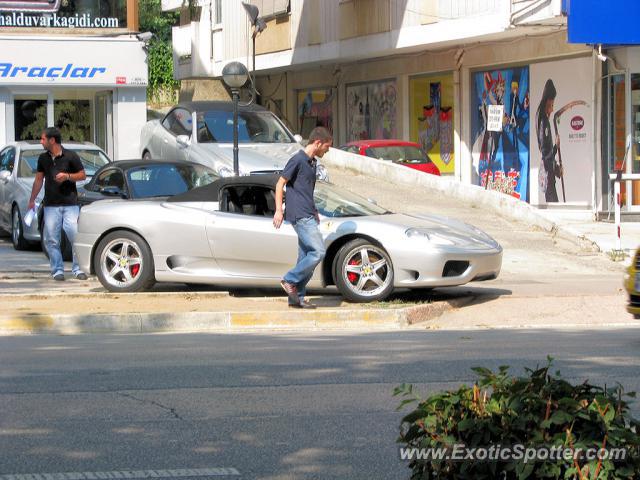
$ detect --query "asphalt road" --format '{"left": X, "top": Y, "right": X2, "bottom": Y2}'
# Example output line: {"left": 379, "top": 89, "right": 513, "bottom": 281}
{"left": 2, "top": 328, "right": 640, "bottom": 479}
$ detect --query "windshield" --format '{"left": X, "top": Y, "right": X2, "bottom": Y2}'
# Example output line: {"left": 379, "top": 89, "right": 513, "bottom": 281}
{"left": 127, "top": 163, "right": 219, "bottom": 198}
{"left": 365, "top": 146, "right": 430, "bottom": 165}
{"left": 18, "top": 148, "right": 111, "bottom": 178}
{"left": 196, "top": 110, "right": 294, "bottom": 144}
{"left": 314, "top": 182, "right": 390, "bottom": 217}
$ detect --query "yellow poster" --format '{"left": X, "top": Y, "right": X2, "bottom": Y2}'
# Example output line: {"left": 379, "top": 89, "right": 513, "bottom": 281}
{"left": 409, "top": 74, "right": 455, "bottom": 174}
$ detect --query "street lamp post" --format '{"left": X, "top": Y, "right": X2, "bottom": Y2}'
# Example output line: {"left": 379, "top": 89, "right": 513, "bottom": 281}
{"left": 241, "top": 2, "right": 267, "bottom": 79}
{"left": 221, "top": 62, "right": 249, "bottom": 176}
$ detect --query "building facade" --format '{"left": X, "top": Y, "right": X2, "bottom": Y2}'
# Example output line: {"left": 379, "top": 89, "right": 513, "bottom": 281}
{"left": 0, "top": 0, "right": 148, "bottom": 159}
{"left": 167, "top": 0, "right": 627, "bottom": 218}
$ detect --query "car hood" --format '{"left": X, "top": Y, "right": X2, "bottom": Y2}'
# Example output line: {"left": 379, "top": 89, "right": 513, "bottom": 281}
{"left": 354, "top": 212, "right": 500, "bottom": 249}
{"left": 196, "top": 143, "right": 302, "bottom": 172}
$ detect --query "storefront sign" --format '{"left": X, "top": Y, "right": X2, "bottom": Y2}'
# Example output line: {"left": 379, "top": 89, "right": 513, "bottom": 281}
{"left": 409, "top": 73, "right": 455, "bottom": 174}
{"left": 567, "top": 0, "right": 640, "bottom": 44}
{"left": 0, "top": 38, "right": 147, "bottom": 86}
{"left": 0, "top": 0, "right": 124, "bottom": 29}
{"left": 530, "top": 57, "right": 592, "bottom": 205}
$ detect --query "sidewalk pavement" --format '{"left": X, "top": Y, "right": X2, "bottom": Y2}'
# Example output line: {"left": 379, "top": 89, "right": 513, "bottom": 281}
{"left": 0, "top": 159, "right": 634, "bottom": 335}
{"left": 536, "top": 209, "right": 639, "bottom": 258}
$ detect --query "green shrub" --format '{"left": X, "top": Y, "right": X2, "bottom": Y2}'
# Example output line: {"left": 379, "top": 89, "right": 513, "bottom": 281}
{"left": 395, "top": 358, "right": 640, "bottom": 479}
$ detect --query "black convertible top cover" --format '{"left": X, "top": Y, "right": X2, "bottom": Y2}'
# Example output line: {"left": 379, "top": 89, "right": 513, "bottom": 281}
{"left": 167, "top": 174, "right": 281, "bottom": 203}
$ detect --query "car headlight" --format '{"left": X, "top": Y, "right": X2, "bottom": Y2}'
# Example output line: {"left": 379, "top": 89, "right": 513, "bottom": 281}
{"left": 316, "top": 164, "right": 329, "bottom": 182}
{"left": 405, "top": 228, "right": 455, "bottom": 246}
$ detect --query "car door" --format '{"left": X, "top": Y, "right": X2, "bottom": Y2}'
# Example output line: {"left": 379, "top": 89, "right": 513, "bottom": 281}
{"left": 205, "top": 185, "right": 298, "bottom": 277}
{"left": 0, "top": 147, "right": 16, "bottom": 228}
{"left": 159, "top": 108, "right": 191, "bottom": 161}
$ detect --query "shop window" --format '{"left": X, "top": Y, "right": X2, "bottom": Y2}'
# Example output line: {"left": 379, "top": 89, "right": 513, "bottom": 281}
{"left": 54, "top": 100, "right": 92, "bottom": 142}
{"left": 297, "top": 88, "right": 334, "bottom": 138}
{"left": 15, "top": 99, "right": 47, "bottom": 141}
{"left": 15, "top": 98, "right": 91, "bottom": 142}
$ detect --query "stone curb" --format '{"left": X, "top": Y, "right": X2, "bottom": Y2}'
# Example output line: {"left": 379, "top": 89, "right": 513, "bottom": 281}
{"left": 324, "top": 150, "right": 600, "bottom": 253}
{"left": 0, "top": 299, "right": 467, "bottom": 335}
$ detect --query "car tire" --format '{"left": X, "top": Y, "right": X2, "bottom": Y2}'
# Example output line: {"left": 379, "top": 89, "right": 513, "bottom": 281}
{"left": 142, "top": 150, "right": 152, "bottom": 161}
{"left": 94, "top": 230, "right": 156, "bottom": 292}
{"left": 11, "top": 206, "right": 30, "bottom": 251}
{"left": 334, "top": 238, "right": 394, "bottom": 303}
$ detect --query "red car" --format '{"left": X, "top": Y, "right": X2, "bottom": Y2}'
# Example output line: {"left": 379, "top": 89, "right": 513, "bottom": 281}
{"left": 339, "top": 139, "right": 441, "bottom": 176}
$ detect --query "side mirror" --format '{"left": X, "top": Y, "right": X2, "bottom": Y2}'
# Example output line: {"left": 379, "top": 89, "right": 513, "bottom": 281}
{"left": 0, "top": 170, "right": 10, "bottom": 182}
{"left": 293, "top": 134, "right": 303, "bottom": 144}
{"left": 176, "top": 135, "right": 190, "bottom": 147}
{"left": 100, "top": 186, "right": 123, "bottom": 197}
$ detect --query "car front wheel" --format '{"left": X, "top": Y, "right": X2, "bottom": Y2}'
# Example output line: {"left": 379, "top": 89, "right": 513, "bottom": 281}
{"left": 94, "top": 230, "right": 155, "bottom": 292}
{"left": 334, "top": 238, "right": 394, "bottom": 302}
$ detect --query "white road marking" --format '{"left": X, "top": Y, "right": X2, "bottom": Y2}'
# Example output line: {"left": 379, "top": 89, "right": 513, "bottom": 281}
{"left": 0, "top": 469, "right": 240, "bottom": 480}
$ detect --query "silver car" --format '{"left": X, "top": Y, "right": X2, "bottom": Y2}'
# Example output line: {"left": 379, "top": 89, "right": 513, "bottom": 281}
{"left": 75, "top": 175, "right": 502, "bottom": 302}
{"left": 0, "top": 141, "right": 110, "bottom": 253}
{"left": 140, "top": 101, "right": 329, "bottom": 180}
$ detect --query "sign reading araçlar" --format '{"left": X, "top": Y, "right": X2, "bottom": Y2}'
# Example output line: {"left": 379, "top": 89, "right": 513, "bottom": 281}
{"left": 0, "top": 38, "right": 147, "bottom": 86}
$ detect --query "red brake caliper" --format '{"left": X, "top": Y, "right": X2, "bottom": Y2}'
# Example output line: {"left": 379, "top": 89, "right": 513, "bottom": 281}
{"left": 347, "top": 259, "right": 359, "bottom": 284}
{"left": 131, "top": 262, "right": 140, "bottom": 277}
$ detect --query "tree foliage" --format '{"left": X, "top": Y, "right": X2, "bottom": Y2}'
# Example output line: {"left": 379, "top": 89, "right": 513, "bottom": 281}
{"left": 139, "top": 0, "right": 180, "bottom": 103}
{"left": 21, "top": 102, "right": 91, "bottom": 142}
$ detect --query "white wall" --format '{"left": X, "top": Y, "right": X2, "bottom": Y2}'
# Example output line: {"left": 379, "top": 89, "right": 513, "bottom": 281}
{"left": 0, "top": 88, "right": 7, "bottom": 146}
{"left": 113, "top": 87, "right": 146, "bottom": 160}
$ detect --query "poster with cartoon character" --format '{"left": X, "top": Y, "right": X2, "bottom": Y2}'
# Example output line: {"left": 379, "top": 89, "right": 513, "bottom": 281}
{"left": 471, "top": 67, "right": 530, "bottom": 201}
{"left": 409, "top": 74, "right": 454, "bottom": 174}
{"left": 346, "top": 80, "right": 397, "bottom": 141}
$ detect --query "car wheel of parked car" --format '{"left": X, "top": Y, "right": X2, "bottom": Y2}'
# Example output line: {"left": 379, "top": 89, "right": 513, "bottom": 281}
{"left": 334, "top": 238, "right": 394, "bottom": 302}
{"left": 142, "top": 150, "right": 152, "bottom": 161}
{"left": 94, "top": 230, "right": 156, "bottom": 292}
{"left": 11, "top": 207, "right": 30, "bottom": 251}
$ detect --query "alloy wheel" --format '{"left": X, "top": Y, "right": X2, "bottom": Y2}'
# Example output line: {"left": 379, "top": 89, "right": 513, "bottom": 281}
{"left": 341, "top": 245, "right": 392, "bottom": 298}
{"left": 99, "top": 238, "right": 144, "bottom": 289}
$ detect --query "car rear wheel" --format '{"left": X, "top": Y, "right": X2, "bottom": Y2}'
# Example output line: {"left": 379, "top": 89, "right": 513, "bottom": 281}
{"left": 11, "top": 207, "right": 30, "bottom": 250}
{"left": 94, "top": 230, "right": 155, "bottom": 292}
{"left": 334, "top": 238, "right": 394, "bottom": 302}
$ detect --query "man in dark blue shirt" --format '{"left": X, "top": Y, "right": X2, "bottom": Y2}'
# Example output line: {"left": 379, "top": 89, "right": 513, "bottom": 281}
{"left": 273, "top": 127, "right": 332, "bottom": 308}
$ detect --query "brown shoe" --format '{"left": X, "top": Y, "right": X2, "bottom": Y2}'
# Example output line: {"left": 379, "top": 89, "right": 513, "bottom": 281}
{"left": 280, "top": 280, "right": 299, "bottom": 304}
{"left": 289, "top": 299, "right": 317, "bottom": 309}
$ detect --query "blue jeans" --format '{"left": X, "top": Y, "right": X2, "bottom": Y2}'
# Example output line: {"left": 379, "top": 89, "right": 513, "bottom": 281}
{"left": 284, "top": 217, "right": 326, "bottom": 302}
{"left": 43, "top": 205, "right": 81, "bottom": 276}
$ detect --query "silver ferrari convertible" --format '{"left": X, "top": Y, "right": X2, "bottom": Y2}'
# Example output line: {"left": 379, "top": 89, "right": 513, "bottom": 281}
{"left": 75, "top": 175, "right": 502, "bottom": 302}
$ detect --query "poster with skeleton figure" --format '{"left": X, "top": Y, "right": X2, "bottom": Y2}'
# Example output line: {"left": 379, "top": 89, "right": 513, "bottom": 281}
{"left": 471, "top": 67, "right": 530, "bottom": 201}
{"left": 530, "top": 57, "right": 592, "bottom": 205}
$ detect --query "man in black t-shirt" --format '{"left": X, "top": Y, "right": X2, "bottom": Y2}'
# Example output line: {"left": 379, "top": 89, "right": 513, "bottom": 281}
{"left": 27, "top": 127, "right": 88, "bottom": 281}
{"left": 273, "top": 127, "right": 332, "bottom": 309}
